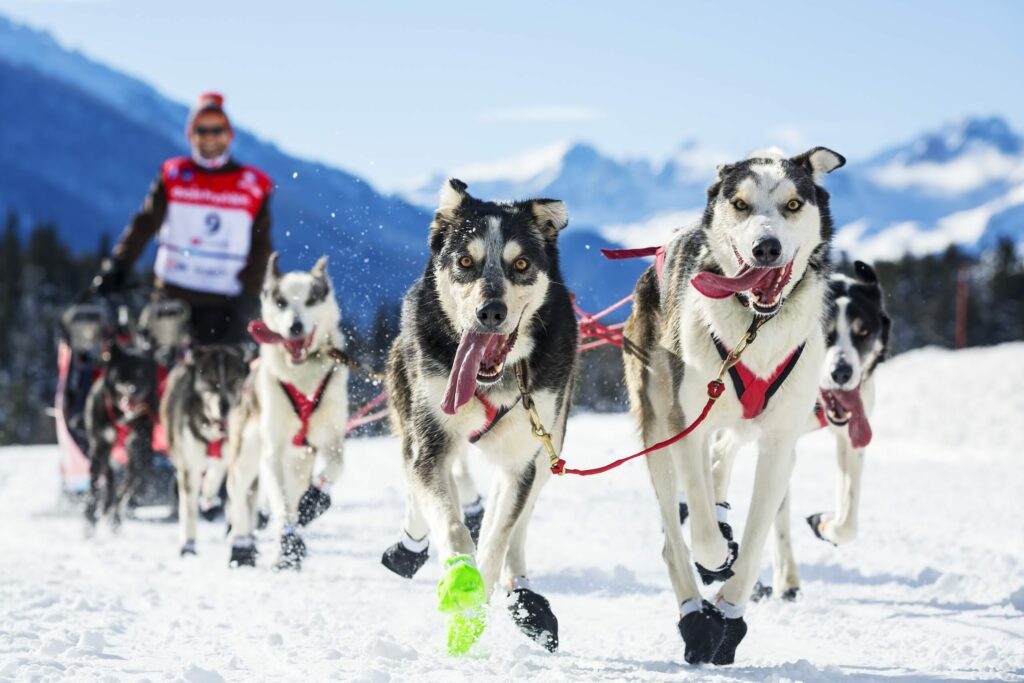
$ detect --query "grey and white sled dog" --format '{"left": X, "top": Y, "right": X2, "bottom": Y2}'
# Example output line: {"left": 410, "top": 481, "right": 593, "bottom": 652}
{"left": 711, "top": 260, "right": 891, "bottom": 601}
{"left": 226, "top": 253, "right": 348, "bottom": 570}
{"left": 384, "top": 179, "right": 576, "bottom": 654}
{"left": 160, "top": 345, "right": 249, "bottom": 556}
{"left": 622, "top": 147, "right": 846, "bottom": 665}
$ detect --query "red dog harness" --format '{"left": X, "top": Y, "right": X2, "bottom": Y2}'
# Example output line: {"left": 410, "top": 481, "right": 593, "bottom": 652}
{"left": 469, "top": 392, "right": 520, "bottom": 444}
{"left": 279, "top": 371, "right": 335, "bottom": 447}
{"left": 712, "top": 336, "right": 805, "bottom": 420}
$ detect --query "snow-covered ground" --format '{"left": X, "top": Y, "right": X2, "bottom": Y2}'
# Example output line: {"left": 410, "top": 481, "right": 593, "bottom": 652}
{"left": 2, "top": 344, "right": 1023, "bottom": 682}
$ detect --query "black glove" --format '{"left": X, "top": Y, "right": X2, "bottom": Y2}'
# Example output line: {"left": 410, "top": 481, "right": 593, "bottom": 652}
{"left": 92, "top": 257, "right": 128, "bottom": 295}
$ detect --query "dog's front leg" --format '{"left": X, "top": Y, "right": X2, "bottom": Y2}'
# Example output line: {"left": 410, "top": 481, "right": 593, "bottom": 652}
{"left": 714, "top": 434, "right": 798, "bottom": 665}
{"left": 226, "top": 418, "right": 261, "bottom": 568}
{"left": 815, "top": 434, "right": 864, "bottom": 545}
{"left": 272, "top": 445, "right": 315, "bottom": 570}
{"left": 710, "top": 429, "right": 741, "bottom": 511}
{"left": 176, "top": 432, "right": 205, "bottom": 555}
{"left": 116, "top": 419, "right": 154, "bottom": 525}
{"left": 677, "top": 425, "right": 733, "bottom": 577}
{"left": 85, "top": 440, "right": 110, "bottom": 529}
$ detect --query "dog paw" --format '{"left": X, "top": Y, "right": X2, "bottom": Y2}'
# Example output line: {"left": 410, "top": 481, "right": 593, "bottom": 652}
{"left": 463, "top": 499, "right": 484, "bottom": 546}
{"left": 710, "top": 615, "right": 747, "bottom": 666}
{"left": 438, "top": 555, "right": 487, "bottom": 655}
{"left": 780, "top": 586, "right": 800, "bottom": 601}
{"left": 297, "top": 486, "right": 331, "bottom": 527}
{"left": 507, "top": 588, "right": 558, "bottom": 652}
{"left": 198, "top": 499, "right": 224, "bottom": 522}
{"left": 228, "top": 542, "right": 258, "bottom": 568}
{"left": 696, "top": 541, "right": 739, "bottom": 585}
{"left": 274, "top": 531, "right": 306, "bottom": 571}
{"left": 381, "top": 541, "right": 429, "bottom": 579}
{"left": 256, "top": 510, "right": 271, "bottom": 530}
{"left": 750, "top": 580, "right": 773, "bottom": 602}
{"left": 806, "top": 513, "right": 837, "bottom": 546}
{"left": 677, "top": 600, "right": 725, "bottom": 664}
{"left": 180, "top": 541, "right": 197, "bottom": 557}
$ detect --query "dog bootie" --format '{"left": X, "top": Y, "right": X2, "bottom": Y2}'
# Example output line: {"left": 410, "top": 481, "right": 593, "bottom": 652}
{"left": 199, "top": 497, "right": 224, "bottom": 522}
{"left": 750, "top": 580, "right": 773, "bottom": 602}
{"left": 679, "top": 501, "right": 689, "bottom": 525}
{"left": 381, "top": 534, "right": 429, "bottom": 579}
{"left": 463, "top": 497, "right": 485, "bottom": 545}
{"left": 710, "top": 601, "right": 747, "bottom": 666}
{"left": 507, "top": 586, "right": 559, "bottom": 652}
{"left": 297, "top": 484, "right": 331, "bottom": 527}
{"left": 437, "top": 554, "right": 487, "bottom": 655}
{"left": 274, "top": 531, "right": 306, "bottom": 571}
{"left": 677, "top": 599, "right": 726, "bottom": 664}
{"left": 229, "top": 538, "right": 258, "bottom": 568}
{"left": 806, "top": 513, "right": 837, "bottom": 546}
{"left": 180, "top": 541, "right": 197, "bottom": 557}
{"left": 696, "top": 540, "right": 739, "bottom": 585}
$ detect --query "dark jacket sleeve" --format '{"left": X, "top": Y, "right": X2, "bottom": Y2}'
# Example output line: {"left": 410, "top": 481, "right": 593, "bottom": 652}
{"left": 112, "top": 172, "right": 168, "bottom": 267}
{"left": 238, "top": 196, "right": 273, "bottom": 297}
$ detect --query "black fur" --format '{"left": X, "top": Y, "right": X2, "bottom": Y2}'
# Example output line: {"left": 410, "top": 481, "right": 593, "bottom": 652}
{"left": 825, "top": 261, "right": 892, "bottom": 378}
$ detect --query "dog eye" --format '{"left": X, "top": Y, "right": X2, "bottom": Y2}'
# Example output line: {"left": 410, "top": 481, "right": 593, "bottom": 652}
{"left": 732, "top": 199, "right": 748, "bottom": 212}
{"left": 513, "top": 257, "right": 530, "bottom": 273}
{"left": 458, "top": 255, "right": 474, "bottom": 269}
{"left": 856, "top": 327, "right": 870, "bottom": 337}
{"left": 786, "top": 199, "right": 803, "bottom": 212}
{"left": 275, "top": 297, "right": 288, "bottom": 309}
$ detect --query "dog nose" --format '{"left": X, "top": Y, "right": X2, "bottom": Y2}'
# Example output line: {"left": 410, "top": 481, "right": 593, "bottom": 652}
{"left": 289, "top": 320, "right": 304, "bottom": 337}
{"left": 751, "top": 237, "right": 783, "bottom": 266}
{"left": 831, "top": 360, "right": 853, "bottom": 386}
{"left": 476, "top": 300, "right": 508, "bottom": 329}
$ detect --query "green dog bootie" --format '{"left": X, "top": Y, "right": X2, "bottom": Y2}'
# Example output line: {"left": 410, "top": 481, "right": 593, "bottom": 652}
{"left": 437, "top": 554, "right": 488, "bottom": 655}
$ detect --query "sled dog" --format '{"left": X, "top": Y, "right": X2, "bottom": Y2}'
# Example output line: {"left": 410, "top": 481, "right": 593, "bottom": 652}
{"left": 622, "top": 147, "right": 845, "bottom": 664}
{"left": 385, "top": 179, "right": 577, "bottom": 654}
{"left": 226, "top": 253, "right": 348, "bottom": 570}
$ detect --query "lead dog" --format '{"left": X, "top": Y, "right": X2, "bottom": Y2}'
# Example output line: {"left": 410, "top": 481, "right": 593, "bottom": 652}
{"left": 622, "top": 147, "right": 845, "bottom": 664}
{"left": 160, "top": 345, "right": 249, "bottom": 556}
{"left": 386, "top": 179, "right": 576, "bottom": 654}
{"left": 712, "top": 261, "right": 891, "bottom": 600}
{"left": 226, "top": 253, "right": 348, "bottom": 570}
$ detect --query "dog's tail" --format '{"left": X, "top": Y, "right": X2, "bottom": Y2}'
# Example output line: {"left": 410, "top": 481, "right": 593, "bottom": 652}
{"left": 622, "top": 265, "right": 661, "bottom": 445}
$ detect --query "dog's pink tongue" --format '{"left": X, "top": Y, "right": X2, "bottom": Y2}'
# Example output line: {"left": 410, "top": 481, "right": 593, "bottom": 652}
{"left": 441, "top": 332, "right": 501, "bottom": 415}
{"left": 691, "top": 267, "right": 776, "bottom": 299}
{"left": 834, "top": 388, "right": 872, "bottom": 448}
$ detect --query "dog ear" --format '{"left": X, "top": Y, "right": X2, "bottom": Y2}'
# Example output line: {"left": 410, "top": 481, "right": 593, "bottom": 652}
{"left": 311, "top": 255, "right": 329, "bottom": 279}
{"left": 265, "top": 252, "right": 282, "bottom": 284}
{"left": 715, "top": 163, "right": 734, "bottom": 182}
{"left": 531, "top": 199, "right": 569, "bottom": 241}
{"left": 791, "top": 147, "right": 846, "bottom": 177}
{"left": 438, "top": 178, "right": 468, "bottom": 214}
{"left": 854, "top": 260, "right": 878, "bottom": 284}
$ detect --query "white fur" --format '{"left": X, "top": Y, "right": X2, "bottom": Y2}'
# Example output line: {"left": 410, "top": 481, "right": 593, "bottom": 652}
{"left": 226, "top": 256, "right": 349, "bottom": 566}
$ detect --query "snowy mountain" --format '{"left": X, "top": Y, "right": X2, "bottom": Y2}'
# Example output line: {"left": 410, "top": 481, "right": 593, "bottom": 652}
{"left": 403, "top": 117, "right": 1024, "bottom": 262}
{"left": 0, "top": 16, "right": 644, "bottom": 323}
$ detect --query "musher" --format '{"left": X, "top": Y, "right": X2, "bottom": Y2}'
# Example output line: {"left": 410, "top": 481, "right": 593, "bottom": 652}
{"left": 92, "top": 92, "right": 274, "bottom": 344}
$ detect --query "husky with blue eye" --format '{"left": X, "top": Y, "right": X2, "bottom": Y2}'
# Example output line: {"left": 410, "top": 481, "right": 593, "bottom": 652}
{"left": 622, "top": 147, "right": 845, "bottom": 665}
{"left": 383, "top": 179, "right": 577, "bottom": 654}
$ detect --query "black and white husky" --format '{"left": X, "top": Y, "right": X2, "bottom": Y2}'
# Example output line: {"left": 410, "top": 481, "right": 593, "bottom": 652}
{"left": 711, "top": 261, "right": 891, "bottom": 601}
{"left": 160, "top": 345, "right": 249, "bottom": 556}
{"left": 83, "top": 343, "right": 157, "bottom": 530}
{"left": 622, "top": 147, "right": 845, "bottom": 664}
{"left": 384, "top": 179, "right": 576, "bottom": 653}
{"left": 225, "top": 253, "right": 348, "bottom": 570}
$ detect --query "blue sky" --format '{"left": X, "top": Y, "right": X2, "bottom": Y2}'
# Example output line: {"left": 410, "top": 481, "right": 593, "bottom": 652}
{"left": 1, "top": 0, "right": 1021, "bottom": 189}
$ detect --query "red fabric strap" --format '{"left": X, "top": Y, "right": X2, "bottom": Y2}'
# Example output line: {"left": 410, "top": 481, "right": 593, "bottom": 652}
{"left": 279, "top": 371, "right": 334, "bottom": 447}
{"left": 601, "top": 245, "right": 667, "bottom": 282}
{"left": 713, "top": 338, "right": 805, "bottom": 420}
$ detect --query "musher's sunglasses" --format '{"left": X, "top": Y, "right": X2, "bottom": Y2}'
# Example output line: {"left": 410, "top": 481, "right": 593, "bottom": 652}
{"left": 194, "top": 125, "right": 228, "bottom": 137}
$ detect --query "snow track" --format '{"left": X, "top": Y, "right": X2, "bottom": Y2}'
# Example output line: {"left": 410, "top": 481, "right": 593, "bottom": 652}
{"left": 2, "top": 345, "right": 1023, "bottom": 681}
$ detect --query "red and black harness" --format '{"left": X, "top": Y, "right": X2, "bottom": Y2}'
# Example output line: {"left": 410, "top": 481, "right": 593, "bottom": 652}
{"left": 279, "top": 368, "right": 338, "bottom": 448}
{"left": 712, "top": 336, "right": 806, "bottom": 420}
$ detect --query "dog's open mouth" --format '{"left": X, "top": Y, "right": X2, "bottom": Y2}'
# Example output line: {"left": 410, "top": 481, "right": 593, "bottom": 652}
{"left": 691, "top": 249, "right": 795, "bottom": 316}
{"left": 441, "top": 328, "right": 519, "bottom": 415}
{"left": 819, "top": 387, "right": 872, "bottom": 448}
{"left": 282, "top": 329, "right": 316, "bottom": 363}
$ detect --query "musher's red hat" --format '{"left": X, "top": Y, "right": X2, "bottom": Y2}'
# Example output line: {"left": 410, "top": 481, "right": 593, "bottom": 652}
{"left": 185, "top": 91, "right": 232, "bottom": 141}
